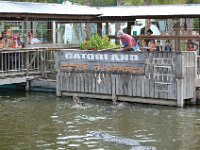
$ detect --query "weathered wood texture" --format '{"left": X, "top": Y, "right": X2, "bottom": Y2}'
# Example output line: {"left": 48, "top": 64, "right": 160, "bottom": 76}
{"left": 56, "top": 50, "right": 197, "bottom": 107}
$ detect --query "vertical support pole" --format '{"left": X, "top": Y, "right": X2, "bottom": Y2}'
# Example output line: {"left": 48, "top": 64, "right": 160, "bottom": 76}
{"left": 25, "top": 51, "right": 30, "bottom": 76}
{"left": 56, "top": 73, "right": 61, "bottom": 96}
{"left": 176, "top": 53, "right": 184, "bottom": 107}
{"left": 177, "top": 78, "right": 184, "bottom": 107}
{"left": 23, "top": 17, "right": 28, "bottom": 48}
{"left": 55, "top": 50, "right": 61, "bottom": 96}
{"left": 97, "top": 22, "right": 102, "bottom": 37}
{"left": 174, "top": 18, "right": 180, "bottom": 51}
{"left": 111, "top": 74, "right": 117, "bottom": 103}
{"left": 127, "top": 22, "right": 132, "bottom": 35}
{"left": 191, "top": 52, "right": 197, "bottom": 104}
{"left": 25, "top": 80, "right": 30, "bottom": 92}
{"left": 105, "top": 22, "right": 109, "bottom": 35}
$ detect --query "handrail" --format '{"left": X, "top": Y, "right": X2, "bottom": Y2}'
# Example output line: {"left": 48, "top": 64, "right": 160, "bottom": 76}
{"left": 0, "top": 48, "right": 56, "bottom": 79}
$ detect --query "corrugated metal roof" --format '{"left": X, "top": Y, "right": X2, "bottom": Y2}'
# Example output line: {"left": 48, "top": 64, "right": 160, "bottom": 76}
{"left": 0, "top": 1, "right": 199, "bottom": 18}
{"left": 98, "top": 4, "right": 200, "bottom": 17}
{"left": 0, "top": 1, "right": 101, "bottom": 15}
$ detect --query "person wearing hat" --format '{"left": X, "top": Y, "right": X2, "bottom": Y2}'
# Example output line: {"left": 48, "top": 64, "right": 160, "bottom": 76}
{"left": 117, "top": 30, "right": 140, "bottom": 51}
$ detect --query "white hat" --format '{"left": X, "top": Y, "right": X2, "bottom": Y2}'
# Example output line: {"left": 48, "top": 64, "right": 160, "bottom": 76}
{"left": 117, "top": 30, "right": 124, "bottom": 38}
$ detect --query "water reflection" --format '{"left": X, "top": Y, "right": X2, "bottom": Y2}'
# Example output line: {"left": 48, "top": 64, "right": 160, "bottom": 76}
{"left": 0, "top": 91, "right": 200, "bottom": 150}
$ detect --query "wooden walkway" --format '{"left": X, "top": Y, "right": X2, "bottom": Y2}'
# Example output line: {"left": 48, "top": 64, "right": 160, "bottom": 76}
{"left": 0, "top": 48, "right": 55, "bottom": 86}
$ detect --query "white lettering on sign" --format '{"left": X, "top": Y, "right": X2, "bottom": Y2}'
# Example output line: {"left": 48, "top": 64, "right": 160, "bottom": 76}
{"left": 120, "top": 55, "right": 129, "bottom": 61}
{"left": 74, "top": 54, "right": 81, "bottom": 59}
{"left": 80, "top": 54, "right": 87, "bottom": 59}
{"left": 130, "top": 55, "right": 139, "bottom": 61}
{"left": 64, "top": 53, "right": 141, "bottom": 62}
{"left": 111, "top": 54, "right": 120, "bottom": 61}
{"left": 87, "top": 54, "right": 95, "bottom": 60}
{"left": 95, "top": 54, "right": 105, "bottom": 60}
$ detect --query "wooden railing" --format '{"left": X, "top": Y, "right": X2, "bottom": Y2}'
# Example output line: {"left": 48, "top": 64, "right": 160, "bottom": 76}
{"left": 197, "top": 56, "right": 200, "bottom": 87}
{"left": 0, "top": 48, "right": 56, "bottom": 79}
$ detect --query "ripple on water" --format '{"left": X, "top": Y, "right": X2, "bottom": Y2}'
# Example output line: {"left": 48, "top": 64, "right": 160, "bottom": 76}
{"left": 76, "top": 115, "right": 107, "bottom": 122}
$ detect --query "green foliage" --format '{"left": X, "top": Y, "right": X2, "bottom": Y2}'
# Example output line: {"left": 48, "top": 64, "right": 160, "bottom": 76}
{"left": 80, "top": 34, "right": 120, "bottom": 50}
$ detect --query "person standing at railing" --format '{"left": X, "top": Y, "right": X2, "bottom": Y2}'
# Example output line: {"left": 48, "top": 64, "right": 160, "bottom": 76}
{"left": 0, "top": 39, "right": 5, "bottom": 48}
{"left": 187, "top": 41, "right": 198, "bottom": 51}
{"left": 164, "top": 40, "right": 172, "bottom": 52}
{"left": 117, "top": 30, "right": 140, "bottom": 51}
{"left": 28, "top": 32, "right": 41, "bottom": 45}
{"left": 156, "top": 40, "right": 163, "bottom": 51}
{"left": 11, "top": 35, "right": 22, "bottom": 48}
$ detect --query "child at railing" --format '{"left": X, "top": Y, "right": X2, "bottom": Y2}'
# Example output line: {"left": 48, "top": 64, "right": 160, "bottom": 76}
{"left": 11, "top": 35, "right": 22, "bottom": 48}
{"left": 0, "top": 39, "right": 5, "bottom": 48}
{"left": 187, "top": 41, "right": 198, "bottom": 51}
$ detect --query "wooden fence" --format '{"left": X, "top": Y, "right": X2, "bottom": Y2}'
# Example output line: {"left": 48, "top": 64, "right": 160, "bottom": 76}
{"left": 0, "top": 48, "right": 55, "bottom": 85}
{"left": 55, "top": 50, "right": 197, "bottom": 107}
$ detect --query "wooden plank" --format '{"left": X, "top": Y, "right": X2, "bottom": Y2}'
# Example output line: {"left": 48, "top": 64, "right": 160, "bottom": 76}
{"left": 107, "top": 74, "right": 112, "bottom": 95}
{"left": 96, "top": 73, "right": 100, "bottom": 94}
{"left": 127, "top": 74, "right": 133, "bottom": 96}
{"left": 111, "top": 74, "right": 117, "bottom": 101}
{"left": 103, "top": 73, "right": 109, "bottom": 95}
{"left": 132, "top": 76, "right": 137, "bottom": 97}
{"left": 88, "top": 73, "right": 92, "bottom": 93}
{"left": 68, "top": 72, "right": 73, "bottom": 92}
{"left": 99, "top": 73, "right": 105, "bottom": 94}
{"left": 140, "top": 76, "right": 145, "bottom": 97}
{"left": 177, "top": 78, "right": 184, "bottom": 107}
{"left": 62, "top": 92, "right": 112, "bottom": 100}
{"left": 117, "top": 96, "right": 177, "bottom": 106}
{"left": 136, "top": 77, "right": 141, "bottom": 97}
{"left": 80, "top": 73, "right": 85, "bottom": 93}
{"left": 65, "top": 72, "right": 70, "bottom": 92}
{"left": 149, "top": 63, "right": 155, "bottom": 98}
{"left": 144, "top": 78, "right": 150, "bottom": 98}
{"left": 92, "top": 73, "right": 96, "bottom": 93}
{"left": 115, "top": 74, "right": 120, "bottom": 95}
{"left": 76, "top": 73, "right": 81, "bottom": 92}
{"left": 73, "top": 73, "right": 77, "bottom": 92}
{"left": 84, "top": 73, "right": 89, "bottom": 93}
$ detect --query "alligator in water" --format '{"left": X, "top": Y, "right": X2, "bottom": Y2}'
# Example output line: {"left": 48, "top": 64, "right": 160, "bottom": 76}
{"left": 104, "top": 102, "right": 129, "bottom": 112}
{"left": 88, "top": 131, "right": 157, "bottom": 150}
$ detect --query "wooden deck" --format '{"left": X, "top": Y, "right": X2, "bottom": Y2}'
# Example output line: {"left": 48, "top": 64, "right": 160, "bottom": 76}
{"left": 0, "top": 48, "right": 55, "bottom": 86}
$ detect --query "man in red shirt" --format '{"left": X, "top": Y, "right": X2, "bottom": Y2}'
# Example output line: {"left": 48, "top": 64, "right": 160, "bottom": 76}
{"left": 117, "top": 30, "right": 140, "bottom": 51}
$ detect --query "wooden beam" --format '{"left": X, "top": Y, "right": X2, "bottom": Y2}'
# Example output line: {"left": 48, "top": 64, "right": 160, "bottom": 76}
{"left": 97, "top": 22, "right": 102, "bottom": 36}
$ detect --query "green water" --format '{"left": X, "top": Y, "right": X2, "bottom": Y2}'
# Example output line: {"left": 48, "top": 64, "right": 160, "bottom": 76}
{"left": 0, "top": 91, "right": 200, "bottom": 150}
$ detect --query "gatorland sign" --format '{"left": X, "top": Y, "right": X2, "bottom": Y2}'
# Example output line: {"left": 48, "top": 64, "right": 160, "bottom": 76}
{"left": 60, "top": 51, "right": 145, "bottom": 75}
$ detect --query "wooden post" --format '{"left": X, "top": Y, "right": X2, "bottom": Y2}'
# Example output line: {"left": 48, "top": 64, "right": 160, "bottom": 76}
{"left": 23, "top": 17, "right": 28, "bottom": 48}
{"left": 25, "top": 80, "right": 30, "bottom": 92}
{"left": 55, "top": 51, "right": 61, "bottom": 96}
{"left": 176, "top": 78, "right": 184, "bottom": 107}
{"left": 176, "top": 53, "right": 184, "bottom": 107}
{"left": 191, "top": 52, "right": 197, "bottom": 104}
{"left": 97, "top": 22, "right": 102, "bottom": 37}
{"left": 174, "top": 18, "right": 180, "bottom": 51}
{"left": 127, "top": 22, "right": 132, "bottom": 35}
{"left": 56, "top": 73, "right": 61, "bottom": 96}
{"left": 25, "top": 51, "right": 30, "bottom": 76}
{"left": 111, "top": 74, "right": 117, "bottom": 103}
{"left": 105, "top": 22, "right": 109, "bottom": 35}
